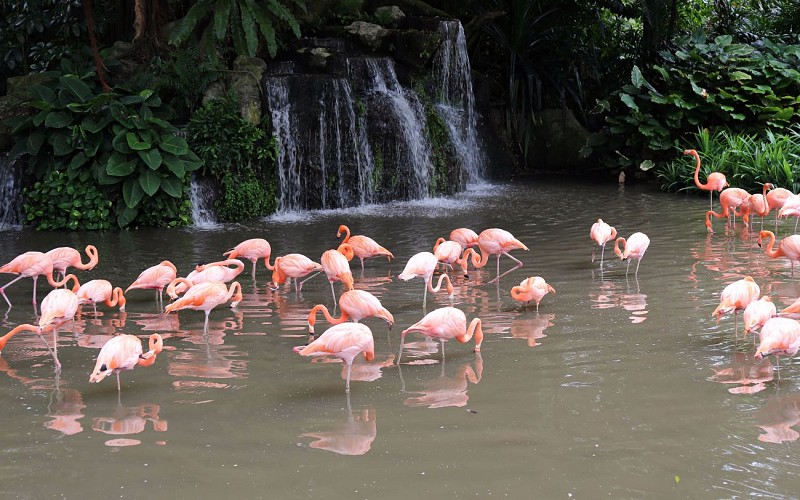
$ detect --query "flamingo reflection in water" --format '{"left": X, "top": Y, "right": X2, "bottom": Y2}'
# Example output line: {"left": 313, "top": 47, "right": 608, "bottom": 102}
{"left": 301, "top": 397, "right": 377, "bottom": 456}
{"left": 708, "top": 352, "right": 774, "bottom": 394}
{"left": 92, "top": 402, "right": 168, "bottom": 447}
{"left": 403, "top": 353, "right": 483, "bottom": 409}
{"left": 510, "top": 314, "right": 555, "bottom": 347}
{"left": 754, "top": 392, "right": 800, "bottom": 443}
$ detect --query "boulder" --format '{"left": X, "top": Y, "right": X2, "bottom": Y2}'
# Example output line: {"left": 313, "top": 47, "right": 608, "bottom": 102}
{"left": 344, "top": 22, "right": 389, "bottom": 50}
{"left": 375, "top": 6, "right": 406, "bottom": 26}
{"left": 232, "top": 56, "right": 267, "bottom": 124}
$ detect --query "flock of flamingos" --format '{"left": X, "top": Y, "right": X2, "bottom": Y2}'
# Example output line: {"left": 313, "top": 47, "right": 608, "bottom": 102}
{"left": 1, "top": 147, "right": 799, "bottom": 397}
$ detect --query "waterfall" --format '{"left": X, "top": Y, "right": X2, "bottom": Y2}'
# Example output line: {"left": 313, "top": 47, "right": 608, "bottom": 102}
{"left": 0, "top": 155, "right": 23, "bottom": 230}
{"left": 265, "top": 77, "right": 302, "bottom": 213}
{"left": 189, "top": 174, "right": 218, "bottom": 228}
{"left": 432, "top": 20, "right": 485, "bottom": 185}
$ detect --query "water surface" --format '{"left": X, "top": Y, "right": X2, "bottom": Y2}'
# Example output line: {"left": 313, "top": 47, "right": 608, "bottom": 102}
{"left": 1, "top": 179, "right": 799, "bottom": 498}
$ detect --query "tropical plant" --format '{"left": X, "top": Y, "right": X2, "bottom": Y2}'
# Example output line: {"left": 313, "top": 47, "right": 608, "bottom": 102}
{"left": 23, "top": 169, "right": 113, "bottom": 230}
{"left": 169, "top": 0, "right": 307, "bottom": 60}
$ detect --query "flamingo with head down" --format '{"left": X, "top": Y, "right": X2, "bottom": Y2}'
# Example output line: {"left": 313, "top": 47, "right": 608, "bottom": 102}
{"left": 468, "top": 228, "right": 529, "bottom": 284}
{"left": 590, "top": 219, "right": 617, "bottom": 265}
{"left": 337, "top": 225, "right": 393, "bottom": 270}
{"left": 270, "top": 254, "right": 323, "bottom": 293}
{"left": 705, "top": 188, "right": 750, "bottom": 233}
{"left": 398, "top": 307, "right": 483, "bottom": 365}
{"left": 223, "top": 238, "right": 273, "bottom": 280}
{"left": 398, "top": 252, "right": 453, "bottom": 308}
{"left": 126, "top": 260, "right": 178, "bottom": 309}
{"left": 307, "top": 289, "right": 394, "bottom": 335}
{"left": 511, "top": 277, "right": 556, "bottom": 311}
{"left": 0, "top": 251, "right": 81, "bottom": 310}
{"left": 294, "top": 322, "right": 375, "bottom": 393}
{"left": 89, "top": 333, "right": 164, "bottom": 393}
{"left": 758, "top": 230, "right": 800, "bottom": 277}
{"left": 613, "top": 232, "right": 650, "bottom": 276}
{"left": 164, "top": 280, "right": 243, "bottom": 332}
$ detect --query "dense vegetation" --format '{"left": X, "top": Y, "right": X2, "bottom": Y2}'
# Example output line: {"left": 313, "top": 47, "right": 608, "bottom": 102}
{"left": 1, "top": 0, "right": 799, "bottom": 228}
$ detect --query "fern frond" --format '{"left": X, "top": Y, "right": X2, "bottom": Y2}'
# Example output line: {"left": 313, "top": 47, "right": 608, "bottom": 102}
{"left": 230, "top": 2, "right": 248, "bottom": 57}
{"left": 251, "top": 3, "right": 278, "bottom": 57}
{"left": 241, "top": 0, "right": 259, "bottom": 56}
{"left": 213, "top": 0, "right": 233, "bottom": 42}
{"left": 265, "top": 0, "right": 301, "bottom": 38}
{"left": 170, "top": 0, "right": 215, "bottom": 45}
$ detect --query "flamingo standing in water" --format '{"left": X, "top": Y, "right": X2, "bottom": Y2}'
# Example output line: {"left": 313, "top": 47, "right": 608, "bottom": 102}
{"left": 164, "top": 280, "right": 243, "bottom": 332}
{"left": 743, "top": 296, "right": 776, "bottom": 336}
{"left": 686, "top": 149, "right": 728, "bottom": 210}
{"left": 511, "top": 277, "right": 556, "bottom": 311}
{"left": 757, "top": 230, "right": 800, "bottom": 277}
{"left": 89, "top": 333, "right": 164, "bottom": 393}
{"left": 0, "top": 275, "right": 80, "bottom": 370}
{"left": 294, "top": 322, "right": 375, "bottom": 393}
{"left": 337, "top": 225, "right": 393, "bottom": 270}
{"left": 270, "top": 254, "right": 323, "bottom": 293}
{"left": 746, "top": 183, "right": 774, "bottom": 231}
{"left": 45, "top": 245, "right": 99, "bottom": 281}
{"left": 754, "top": 317, "right": 800, "bottom": 376}
{"left": 469, "top": 228, "right": 529, "bottom": 284}
{"left": 449, "top": 228, "right": 479, "bottom": 249}
{"left": 223, "top": 238, "right": 273, "bottom": 280}
{"left": 590, "top": 219, "right": 617, "bottom": 265}
{"left": 321, "top": 245, "right": 355, "bottom": 305}
{"left": 398, "top": 252, "right": 453, "bottom": 308}
{"left": 767, "top": 187, "right": 794, "bottom": 231}
{"left": 433, "top": 238, "right": 475, "bottom": 277}
{"left": 712, "top": 276, "right": 760, "bottom": 334}
{"left": 613, "top": 232, "right": 650, "bottom": 276}
{"left": 307, "top": 289, "right": 394, "bottom": 334}
{"left": 76, "top": 279, "right": 126, "bottom": 314}
{"left": 167, "top": 259, "right": 244, "bottom": 299}
{"left": 778, "top": 194, "right": 800, "bottom": 232}
{"left": 0, "top": 251, "right": 80, "bottom": 310}
{"left": 398, "top": 307, "right": 483, "bottom": 364}
{"left": 125, "top": 260, "right": 177, "bottom": 309}
{"left": 705, "top": 187, "right": 751, "bottom": 232}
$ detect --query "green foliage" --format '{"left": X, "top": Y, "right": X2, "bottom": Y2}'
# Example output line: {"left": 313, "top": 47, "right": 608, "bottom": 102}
{"left": 584, "top": 31, "right": 800, "bottom": 172}
{"left": 187, "top": 93, "right": 279, "bottom": 222}
{"left": 169, "top": 0, "right": 307, "bottom": 60}
{"left": 135, "top": 182, "right": 194, "bottom": 228}
{"left": 4, "top": 64, "right": 202, "bottom": 229}
{"left": 23, "top": 169, "right": 113, "bottom": 230}
{"left": 655, "top": 126, "right": 800, "bottom": 194}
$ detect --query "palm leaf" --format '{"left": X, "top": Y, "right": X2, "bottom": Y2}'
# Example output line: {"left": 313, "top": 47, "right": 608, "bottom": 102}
{"left": 213, "top": 0, "right": 233, "bottom": 42}
{"left": 265, "top": 0, "right": 301, "bottom": 38}
{"left": 230, "top": 2, "right": 248, "bottom": 56}
{"left": 250, "top": 2, "right": 278, "bottom": 57}
{"left": 170, "top": 0, "right": 214, "bottom": 45}
{"left": 240, "top": 0, "right": 259, "bottom": 56}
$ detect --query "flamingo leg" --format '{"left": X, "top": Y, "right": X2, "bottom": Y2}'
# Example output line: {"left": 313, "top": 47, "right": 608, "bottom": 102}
{"left": 251, "top": 261, "right": 257, "bottom": 281}
{"left": 50, "top": 326, "right": 61, "bottom": 371}
{"left": 35, "top": 329, "right": 59, "bottom": 369}
{"left": 0, "top": 274, "right": 26, "bottom": 308}
{"left": 488, "top": 252, "right": 525, "bottom": 284}
{"left": 204, "top": 311, "right": 210, "bottom": 333}
{"left": 422, "top": 279, "right": 429, "bottom": 309}
{"left": 31, "top": 275, "right": 39, "bottom": 308}
{"left": 298, "top": 272, "right": 320, "bottom": 292}
{"left": 625, "top": 260, "right": 632, "bottom": 275}
{"left": 116, "top": 371, "right": 122, "bottom": 394}
{"left": 330, "top": 282, "right": 337, "bottom": 306}
{"left": 440, "top": 339, "right": 446, "bottom": 362}
{"left": 600, "top": 244, "right": 606, "bottom": 267}
{"left": 345, "top": 361, "right": 352, "bottom": 394}
{"left": 634, "top": 257, "right": 643, "bottom": 277}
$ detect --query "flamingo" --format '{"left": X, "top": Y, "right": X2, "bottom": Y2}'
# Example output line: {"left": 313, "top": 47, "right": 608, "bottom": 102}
{"left": 336, "top": 225, "right": 393, "bottom": 269}
{"left": 767, "top": 187, "right": 794, "bottom": 231}
{"left": 398, "top": 307, "right": 483, "bottom": 364}
{"left": 398, "top": 252, "right": 454, "bottom": 308}
{"left": 433, "top": 238, "right": 475, "bottom": 277}
{"left": 754, "top": 317, "right": 800, "bottom": 376}
{"left": 590, "top": 219, "right": 617, "bottom": 265}
{"left": 469, "top": 228, "right": 529, "bottom": 284}
{"left": 705, "top": 188, "right": 750, "bottom": 232}
{"left": 0, "top": 251, "right": 81, "bottom": 310}
{"left": 757, "top": 230, "right": 800, "bottom": 277}
{"left": 166, "top": 259, "right": 244, "bottom": 299}
{"left": 293, "top": 322, "right": 375, "bottom": 393}
{"left": 613, "top": 232, "right": 650, "bottom": 276}
{"left": 307, "top": 289, "right": 394, "bottom": 334}
{"left": 125, "top": 260, "right": 177, "bottom": 309}
{"left": 270, "top": 254, "right": 323, "bottom": 293}
{"left": 76, "top": 279, "right": 126, "bottom": 314}
{"left": 686, "top": 148, "right": 727, "bottom": 210}
{"left": 746, "top": 183, "right": 774, "bottom": 230}
{"left": 45, "top": 245, "right": 99, "bottom": 281}
{"left": 223, "top": 238, "right": 273, "bottom": 280}
{"left": 321, "top": 245, "right": 355, "bottom": 304}
{"left": 712, "top": 276, "right": 760, "bottom": 333}
{"left": 449, "top": 228, "right": 479, "bottom": 249}
{"left": 164, "top": 280, "right": 243, "bottom": 332}
{"left": 778, "top": 194, "right": 800, "bottom": 232}
{"left": 0, "top": 275, "right": 80, "bottom": 370}
{"left": 511, "top": 277, "right": 556, "bottom": 311}
{"left": 743, "top": 296, "right": 776, "bottom": 336}
{"left": 89, "top": 333, "right": 164, "bottom": 393}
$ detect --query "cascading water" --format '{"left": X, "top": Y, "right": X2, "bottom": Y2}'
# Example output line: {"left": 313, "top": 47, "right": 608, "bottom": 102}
{"left": 432, "top": 20, "right": 485, "bottom": 185}
{"left": 0, "top": 155, "right": 23, "bottom": 230}
{"left": 189, "top": 174, "right": 218, "bottom": 228}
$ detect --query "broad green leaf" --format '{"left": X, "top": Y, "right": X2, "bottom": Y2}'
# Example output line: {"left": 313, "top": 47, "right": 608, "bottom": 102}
{"left": 213, "top": 0, "right": 232, "bottom": 41}
{"left": 120, "top": 94, "right": 144, "bottom": 105}
{"left": 29, "top": 84, "right": 55, "bottom": 103}
{"left": 160, "top": 176, "right": 183, "bottom": 198}
{"left": 44, "top": 111, "right": 72, "bottom": 128}
{"left": 58, "top": 76, "right": 92, "bottom": 102}
{"left": 106, "top": 151, "right": 138, "bottom": 176}
{"left": 126, "top": 132, "right": 152, "bottom": 150}
{"left": 138, "top": 169, "right": 161, "bottom": 196}
{"left": 138, "top": 148, "right": 163, "bottom": 169}
{"left": 113, "top": 131, "right": 132, "bottom": 153}
{"left": 123, "top": 177, "right": 145, "bottom": 208}
{"left": 730, "top": 113, "right": 746, "bottom": 120}
{"left": 27, "top": 130, "right": 47, "bottom": 155}
{"left": 109, "top": 103, "right": 134, "bottom": 128}
{"left": 69, "top": 152, "right": 90, "bottom": 170}
{"left": 51, "top": 132, "right": 73, "bottom": 156}
{"left": 116, "top": 203, "right": 138, "bottom": 228}
{"left": 619, "top": 93, "right": 638, "bottom": 111}
{"left": 639, "top": 160, "right": 655, "bottom": 171}
{"left": 240, "top": 1, "right": 259, "bottom": 56}
{"left": 162, "top": 154, "right": 186, "bottom": 177}
{"left": 730, "top": 71, "right": 752, "bottom": 81}
{"left": 159, "top": 135, "right": 189, "bottom": 155}
{"left": 631, "top": 65, "right": 643, "bottom": 88}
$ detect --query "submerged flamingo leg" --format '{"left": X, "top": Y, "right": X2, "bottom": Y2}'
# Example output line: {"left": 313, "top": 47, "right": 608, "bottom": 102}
{"left": 489, "top": 252, "right": 525, "bottom": 284}
{"left": 298, "top": 272, "right": 320, "bottom": 292}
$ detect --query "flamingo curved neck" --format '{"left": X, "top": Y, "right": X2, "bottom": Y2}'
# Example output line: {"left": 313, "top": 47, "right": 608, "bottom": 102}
{"left": 428, "top": 274, "right": 453, "bottom": 295}
{"left": 308, "top": 304, "right": 348, "bottom": 331}
{"left": 227, "top": 282, "right": 243, "bottom": 307}
{"left": 689, "top": 150, "right": 707, "bottom": 189}
{"left": 337, "top": 225, "right": 351, "bottom": 243}
{"left": 614, "top": 238, "right": 627, "bottom": 259}
{"left": 456, "top": 318, "right": 483, "bottom": 351}
{"left": 760, "top": 232, "right": 781, "bottom": 258}
{"left": 0, "top": 324, "right": 39, "bottom": 351}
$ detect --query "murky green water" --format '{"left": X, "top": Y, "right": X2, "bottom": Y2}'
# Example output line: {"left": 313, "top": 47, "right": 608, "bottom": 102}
{"left": 1, "top": 179, "right": 799, "bottom": 498}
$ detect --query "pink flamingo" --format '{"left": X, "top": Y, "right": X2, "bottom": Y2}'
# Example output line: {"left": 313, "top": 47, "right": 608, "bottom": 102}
{"left": 758, "top": 230, "right": 800, "bottom": 277}
{"left": 223, "top": 238, "right": 274, "bottom": 280}
{"left": 712, "top": 276, "right": 760, "bottom": 334}
{"left": 613, "top": 232, "right": 650, "bottom": 276}
{"left": 270, "top": 254, "right": 323, "bottom": 293}
{"left": 779, "top": 194, "right": 800, "bottom": 232}
{"left": 0, "top": 275, "right": 80, "bottom": 370}
{"left": 0, "top": 251, "right": 80, "bottom": 310}
{"left": 469, "top": 228, "right": 529, "bottom": 284}
{"left": 307, "top": 289, "right": 394, "bottom": 334}
{"left": 590, "top": 218, "right": 617, "bottom": 265}
{"left": 337, "top": 225, "right": 393, "bottom": 269}
{"left": 89, "top": 333, "right": 164, "bottom": 393}
{"left": 449, "top": 228, "right": 479, "bottom": 249}
{"left": 705, "top": 188, "right": 751, "bottom": 232}
{"left": 293, "top": 322, "right": 375, "bottom": 393}
{"left": 125, "top": 260, "right": 178, "bottom": 309}
{"left": 398, "top": 252, "right": 453, "bottom": 308}
{"left": 45, "top": 245, "right": 99, "bottom": 281}
{"left": 767, "top": 187, "right": 794, "bottom": 231}
{"left": 321, "top": 245, "right": 355, "bottom": 304}
{"left": 164, "top": 280, "right": 243, "bottom": 332}
{"left": 686, "top": 148, "right": 727, "bottom": 210}
{"left": 511, "top": 276, "right": 556, "bottom": 311}
{"left": 755, "top": 317, "right": 800, "bottom": 376}
{"left": 398, "top": 307, "right": 483, "bottom": 364}
{"left": 76, "top": 279, "right": 127, "bottom": 314}
{"left": 433, "top": 238, "right": 475, "bottom": 277}
{"left": 743, "top": 296, "right": 776, "bottom": 336}
{"left": 746, "top": 183, "right": 774, "bottom": 230}
{"left": 167, "top": 259, "right": 244, "bottom": 299}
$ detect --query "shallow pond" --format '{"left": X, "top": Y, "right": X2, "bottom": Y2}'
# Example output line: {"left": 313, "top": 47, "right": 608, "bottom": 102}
{"left": 1, "top": 178, "right": 799, "bottom": 498}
